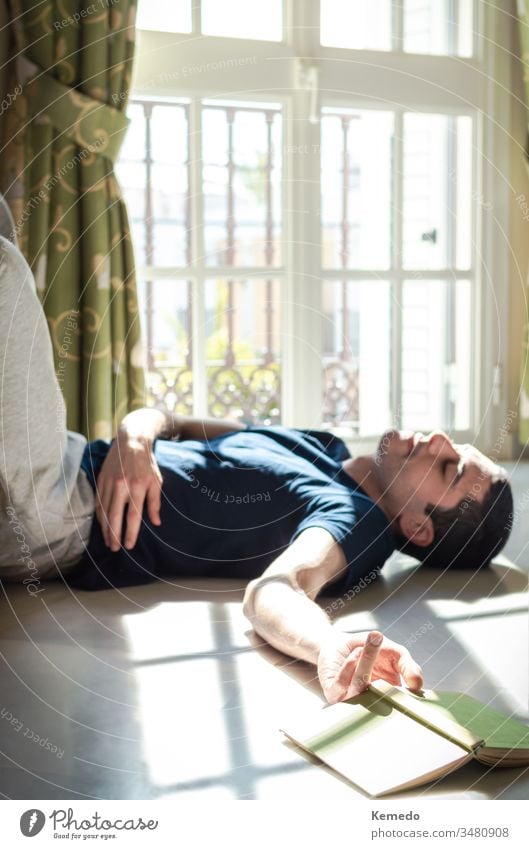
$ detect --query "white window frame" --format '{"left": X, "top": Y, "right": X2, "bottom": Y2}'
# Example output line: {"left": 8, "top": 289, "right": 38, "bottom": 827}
{"left": 131, "top": 0, "right": 511, "bottom": 455}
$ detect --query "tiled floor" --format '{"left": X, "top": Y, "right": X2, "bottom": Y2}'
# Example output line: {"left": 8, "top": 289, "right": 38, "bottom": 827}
{"left": 0, "top": 464, "right": 527, "bottom": 800}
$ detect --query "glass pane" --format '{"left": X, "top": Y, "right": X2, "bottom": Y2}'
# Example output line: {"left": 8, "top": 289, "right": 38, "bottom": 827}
{"left": 322, "top": 280, "right": 392, "bottom": 434}
{"left": 116, "top": 162, "right": 146, "bottom": 219}
{"left": 403, "top": 113, "right": 451, "bottom": 270}
{"left": 139, "top": 279, "right": 193, "bottom": 415}
{"left": 151, "top": 156, "right": 188, "bottom": 266}
{"left": 202, "top": 0, "right": 282, "bottom": 41}
{"left": 130, "top": 221, "right": 146, "bottom": 267}
{"left": 320, "top": 0, "right": 473, "bottom": 55}
{"left": 401, "top": 279, "right": 471, "bottom": 431}
{"left": 137, "top": 0, "right": 192, "bottom": 33}
{"left": 203, "top": 103, "right": 282, "bottom": 267}
{"left": 152, "top": 220, "right": 188, "bottom": 266}
{"left": 151, "top": 164, "right": 188, "bottom": 219}
{"left": 117, "top": 103, "right": 148, "bottom": 268}
{"left": 205, "top": 278, "right": 281, "bottom": 424}
{"left": 119, "top": 101, "right": 190, "bottom": 268}
{"left": 403, "top": 113, "right": 473, "bottom": 271}
{"left": 202, "top": 109, "right": 228, "bottom": 165}
{"left": 321, "top": 109, "right": 393, "bottom": 270}
{"left": 404, "top": 0, "right": 474, "bottom": 57}
{"left": 457, "top": 0, "right": 474, "bottom": 57}
{"left": 150, "top": 106, "right": 188, "bottom": 164}
{"left": 320, "top": 0, "right": 391, "bottom": 50}
{"left": 119, "top": 104, "right": 146, "bottom": 161}
{"left": 454, "top": 116, "right": 474, "bottom": 270}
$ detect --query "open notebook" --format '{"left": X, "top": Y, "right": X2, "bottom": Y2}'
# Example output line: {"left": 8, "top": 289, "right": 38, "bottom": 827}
{"left": 280, "top": 680, "right": 529, "bottom": 797}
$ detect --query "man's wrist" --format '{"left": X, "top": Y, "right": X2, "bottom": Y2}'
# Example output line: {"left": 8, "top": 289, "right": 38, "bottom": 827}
{"left": 117, "top": 408, "right": 169, "bottom": 446}
{"left": 317, "top": 628, "right": 357, "bottom": 659}
{"left": 117, "top": 428, "right": 154, "bottom": 450}
{"left": 311, "top": 626, "right": 340, "bottom": 662}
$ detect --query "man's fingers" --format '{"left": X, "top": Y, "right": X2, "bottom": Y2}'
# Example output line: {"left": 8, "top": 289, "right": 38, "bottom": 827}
{"left": 96, "top": 480, "right": 112, "bottom": 547}
{"left": 124, "top": 485, "right": 146, "bottom": 549}
{"left": 349, "top": 631, "right": 384, "bottom": 693}
{"left": 146, "top": 479, "right": 162, "bottom": 527}
{"left": 94, "top": 487, "right": 103, "bottom": 531}
{"left": 333, "top": 646, "right": 362, "bottom": 691}
{"left": 107, "top": 484, "right": 128, "bottom": 551}
{"left": 396, "top": 648, "right": 424, "bottom": 692}
{"left": 334, "top": 631, "right": 384, "bottom": 700}
{"left": 100, "top": 477, "right": 161, "bottom": 551}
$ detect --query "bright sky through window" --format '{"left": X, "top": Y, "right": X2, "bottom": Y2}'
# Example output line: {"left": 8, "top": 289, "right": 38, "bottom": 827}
{"left": 136, "top": 0, "right": 192, "bottom": 33}
{"left": 202, "top": 0, "right": 283, "bottom": 41}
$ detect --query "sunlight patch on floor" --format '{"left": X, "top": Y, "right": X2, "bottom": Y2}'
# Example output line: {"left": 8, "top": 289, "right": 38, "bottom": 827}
{"left": 441, "top": 613, "right": 528, "bottom": 717}
{"left": 122, "top": 601, "right": 216, "bottom": 661}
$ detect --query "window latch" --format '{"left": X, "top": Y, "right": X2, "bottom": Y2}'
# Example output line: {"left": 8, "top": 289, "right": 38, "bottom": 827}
{"left": 421, "top": 228, "right": 438, "bottom": 244}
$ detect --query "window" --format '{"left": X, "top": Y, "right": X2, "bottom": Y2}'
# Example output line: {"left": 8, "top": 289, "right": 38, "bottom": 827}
{"left": 122, "top": 1, "right": 508, "bottom": 449}
{"left": 320, "top": 0, "right": 474, "bottom": 55}
{"left": 117, "top": 98, "right": 282, "bottom": 422}
{"left": 136, "top": 0, "right": 192, "bottom": 34}
{"left": 201, "top": 0, "right": 283, "bottom": 41}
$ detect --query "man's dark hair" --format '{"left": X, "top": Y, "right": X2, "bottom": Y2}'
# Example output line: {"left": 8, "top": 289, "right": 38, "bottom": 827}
{"left": 395, "top": 471, "right": 514, "bottom": 570}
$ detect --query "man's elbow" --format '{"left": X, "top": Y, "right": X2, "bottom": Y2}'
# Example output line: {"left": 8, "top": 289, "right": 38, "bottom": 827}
{"left": 242, "top": 573, "right": 304, "bottom": 624}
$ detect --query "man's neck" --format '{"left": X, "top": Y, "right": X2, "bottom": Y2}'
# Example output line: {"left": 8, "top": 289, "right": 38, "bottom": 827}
{"left": 341, "top": 455, "right": 389, "bottom": 519}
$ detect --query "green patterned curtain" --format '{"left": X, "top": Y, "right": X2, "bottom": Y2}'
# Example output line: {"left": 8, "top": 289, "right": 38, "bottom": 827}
{"left": 520, "top": 1, "right": 529, "bottom": 445}
{"left": 0, "top": 0, "right": 145, "bottom": 440}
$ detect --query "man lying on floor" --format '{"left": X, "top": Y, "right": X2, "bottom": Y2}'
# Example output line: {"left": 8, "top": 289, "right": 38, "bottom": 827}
{"left": 0, "top": 232, "right": 514, "bottom": 705}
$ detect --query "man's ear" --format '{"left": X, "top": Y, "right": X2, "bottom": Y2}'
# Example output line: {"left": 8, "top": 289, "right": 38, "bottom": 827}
{"left": 398, "top": 512, "right": 435, "bottom": 548}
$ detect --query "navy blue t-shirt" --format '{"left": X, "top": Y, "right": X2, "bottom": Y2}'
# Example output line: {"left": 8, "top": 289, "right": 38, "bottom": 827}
{"left": 69, "top": 426, "right": 395, "bottom": 592}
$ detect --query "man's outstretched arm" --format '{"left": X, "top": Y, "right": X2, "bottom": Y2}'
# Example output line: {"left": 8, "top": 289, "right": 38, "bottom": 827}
{"left": 116, "top": 406, "right": 246, "bottom": 444}
{"left": 242, "top": 527, "right": 424, "bottom": 704}
{"left": 95, "top": 407, "right": 245, "bottom": 550}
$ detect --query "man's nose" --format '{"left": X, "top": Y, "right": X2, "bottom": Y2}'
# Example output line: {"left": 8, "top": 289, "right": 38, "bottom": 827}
{"left": 426, "top": 431, "right": 458, "bottom": 457}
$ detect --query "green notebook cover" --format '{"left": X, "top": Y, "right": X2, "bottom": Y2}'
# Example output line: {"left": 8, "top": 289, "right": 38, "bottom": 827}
{"left": 370, "top": 681, "right": 529, "bottom": 753}
{"left": 281, "top": 682, "right": 529, "bottom": 795}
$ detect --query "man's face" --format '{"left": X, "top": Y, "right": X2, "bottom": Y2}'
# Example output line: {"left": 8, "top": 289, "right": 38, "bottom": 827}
{"left": 373, "top": 430, "right": 499, "bottom": 537}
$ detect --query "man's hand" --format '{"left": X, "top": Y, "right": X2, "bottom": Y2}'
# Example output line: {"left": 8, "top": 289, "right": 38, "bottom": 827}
{"left": 317, "top": 629, "right": 423, "bottom": 704}
{"left": 92, "top": 405, "right": 245, "bottom": 551}
{"left": 95, "top": 434, "right": 163, "bottom": 551}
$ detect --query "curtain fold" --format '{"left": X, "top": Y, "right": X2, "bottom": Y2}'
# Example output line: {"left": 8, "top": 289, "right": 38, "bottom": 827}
{"left": 519, "top": 1, "right": 529, "bottom": 445}
{"left": 1, "top": 0, "right": 145, "bottom": 440}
